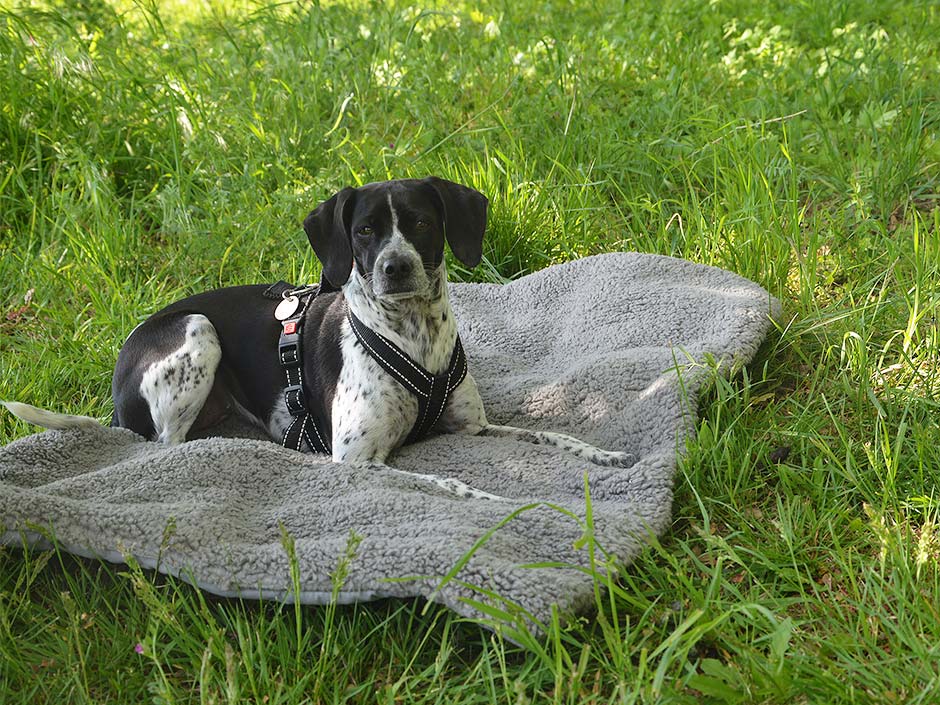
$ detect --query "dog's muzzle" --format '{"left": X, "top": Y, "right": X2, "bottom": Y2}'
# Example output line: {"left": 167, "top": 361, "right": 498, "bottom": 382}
{"left": 372, "top": 246, "right": 426, "bottom": 297}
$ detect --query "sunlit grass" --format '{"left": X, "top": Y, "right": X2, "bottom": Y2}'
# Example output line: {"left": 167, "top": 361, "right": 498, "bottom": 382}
{"left": 2, "top": 0, "right": 940, "bottom": 702}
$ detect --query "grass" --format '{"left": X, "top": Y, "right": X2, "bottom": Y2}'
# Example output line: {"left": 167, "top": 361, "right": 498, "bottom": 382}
{"left": 1, "top": 0, "right": 939, "bottom": 701}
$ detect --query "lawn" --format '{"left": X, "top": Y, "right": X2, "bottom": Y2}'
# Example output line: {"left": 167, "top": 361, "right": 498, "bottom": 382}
{"left": 1, "top": 0, "right": 939, "bottom": 702}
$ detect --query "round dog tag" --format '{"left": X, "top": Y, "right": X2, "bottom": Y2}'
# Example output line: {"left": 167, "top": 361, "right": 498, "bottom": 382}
{"left": 275, "top": 295, "right": 299, "bottom": 320}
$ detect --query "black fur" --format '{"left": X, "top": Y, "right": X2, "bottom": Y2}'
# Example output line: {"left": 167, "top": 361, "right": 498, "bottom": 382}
{"left": 111, "top": 286, "right": 347, "bottom": 439}
{"left": 111, "top": 177, "right": 488, "bottom": 446}
{"left": 304, "top": 178, "right": 488, "bottom": 289}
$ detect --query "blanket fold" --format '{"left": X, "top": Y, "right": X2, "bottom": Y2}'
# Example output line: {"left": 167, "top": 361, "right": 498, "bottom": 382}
{"left": 0, "top": 252, "right": 780, "bottom": 626}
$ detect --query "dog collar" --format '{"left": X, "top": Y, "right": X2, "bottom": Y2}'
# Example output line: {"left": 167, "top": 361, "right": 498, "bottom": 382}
{"left": 346, "top": 309, "right": 467, "bottom": 444}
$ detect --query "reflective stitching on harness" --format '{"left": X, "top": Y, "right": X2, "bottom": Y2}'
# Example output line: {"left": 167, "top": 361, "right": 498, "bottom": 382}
{"left": 307, "top": 405, "right": 329, "bottom": 451}
{"left": 276, "top": 286, "right": 465, "bottom": 451}
{"left": 276, "top": 288, "right": 331, "bottom": 455}
{"left": 372, "top": 332, "right": 431, "bottom": 382}
{"left": 300, "top": 416, "right": 317, "bottom": 453}
{"left": 429, "top": 366, "right": 453, "bottom": 431}
{"left": 350, "top": 316, "right": 428, "bottom": 398}
{"left": 432, "top": 343, "right": 466, "bottom": 431}
{"left": 447, "top": 344, "right": 465, "bottom": 394}
{"left": 282, "top": 414, "right": 299, "bottom": 447}
{"left": 414, "top": 374, "right": 435, "bottom": 435}
{"left": 348, "top": 309, "right": 466, "bottom": 444}
{"left": 348, "top": 313, "right": 432, "bottom": 385}
{"left": 301, "top": 421, "right": 315, "bottom": 452}
{"left": 294, "top": 357, "right": 330, "bottom": 454}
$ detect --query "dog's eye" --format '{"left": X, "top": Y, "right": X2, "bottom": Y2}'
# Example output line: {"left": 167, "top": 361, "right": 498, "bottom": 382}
{"left": 357, "top": 226, "right": 374, "bottom": 237}
{"left": 415, "top": 220, "right": 429, "bottom": 232}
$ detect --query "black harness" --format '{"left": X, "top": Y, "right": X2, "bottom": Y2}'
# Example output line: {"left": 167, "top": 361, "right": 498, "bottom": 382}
{"left": 264, "top": 282, "right": 467, "bottom": 454}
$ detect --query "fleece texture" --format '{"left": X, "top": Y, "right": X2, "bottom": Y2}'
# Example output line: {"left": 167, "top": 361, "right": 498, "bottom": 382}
{"left": 0, "top": 252, "right": 780, "bottom": 627}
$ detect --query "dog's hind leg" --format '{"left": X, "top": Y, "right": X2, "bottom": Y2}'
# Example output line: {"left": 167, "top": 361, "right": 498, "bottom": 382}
{"left": 122, "top": 313, "right": 224, "bottom": 444}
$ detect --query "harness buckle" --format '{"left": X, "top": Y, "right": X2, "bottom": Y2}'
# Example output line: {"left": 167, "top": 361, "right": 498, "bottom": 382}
{"left": 284, "top": 384, "right": 306, "bottom": 414}
{"left": 279, "top": 339, "right": 300, "bottom": 366}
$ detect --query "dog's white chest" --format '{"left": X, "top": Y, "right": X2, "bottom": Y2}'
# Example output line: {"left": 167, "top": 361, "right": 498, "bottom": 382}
{"left": 331, "top": 319, "right": 420, "bottom": 464}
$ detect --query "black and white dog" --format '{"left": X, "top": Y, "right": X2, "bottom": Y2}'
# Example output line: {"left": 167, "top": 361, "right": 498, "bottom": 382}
{"left": 5, "top": 178, "right": 631, "bottom": 497}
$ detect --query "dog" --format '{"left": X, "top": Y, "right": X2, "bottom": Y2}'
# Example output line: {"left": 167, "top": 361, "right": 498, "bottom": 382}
{"left": 5, "top": 177, "right": 632, "bottom": 498}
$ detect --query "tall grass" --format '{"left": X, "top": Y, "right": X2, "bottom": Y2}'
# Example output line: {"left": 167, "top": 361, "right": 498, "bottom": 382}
{"left": 2, "top": 0, "right": 939, "bottom": 702}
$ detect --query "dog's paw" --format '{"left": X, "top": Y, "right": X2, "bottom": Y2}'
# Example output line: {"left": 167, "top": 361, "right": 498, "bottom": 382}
{"left": 362, "top": 462, "right": 509, "bottom": 501}
{"left": 593, "top": 450, "right": 638, "bottom": 468}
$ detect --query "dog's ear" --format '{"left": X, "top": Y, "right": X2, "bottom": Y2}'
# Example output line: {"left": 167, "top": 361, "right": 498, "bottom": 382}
{"left": 423, "top": 177, "right": 487, "bottom": 268}
{"left": 303, "top": 187, "right": 356, "bottom": 290}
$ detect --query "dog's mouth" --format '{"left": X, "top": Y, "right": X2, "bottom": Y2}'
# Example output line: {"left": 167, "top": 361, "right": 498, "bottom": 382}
{"left": 371, "top": 280, "right": 430, "bottom": 300}
{"left": 354, "top": 261, "right": 443, "bottom": 302}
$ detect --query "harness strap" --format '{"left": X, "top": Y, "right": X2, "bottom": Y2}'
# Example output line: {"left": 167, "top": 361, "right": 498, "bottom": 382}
{"left": 275, "top": 286, "right": 331, "bottom": 455}
{"left": 270, "top": 282, "right": 467, "bottom": 453}
{"left": 347, "top": 310, "right": 467, "bottom": 444}
{"left": 262, "top": 281, "right": 295, "bottom": 300}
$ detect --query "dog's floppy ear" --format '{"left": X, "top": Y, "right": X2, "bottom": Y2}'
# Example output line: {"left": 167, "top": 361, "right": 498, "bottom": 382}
{"left": 423, "top": 177, "right": 487, "bottom": 268}
{"left": 303, "top": 187, "right": 356, "bottom": 290}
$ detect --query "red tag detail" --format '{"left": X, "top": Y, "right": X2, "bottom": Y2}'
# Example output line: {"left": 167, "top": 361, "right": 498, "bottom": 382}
{"left": 283, "top": 321, "right": 297, "bottom": 335}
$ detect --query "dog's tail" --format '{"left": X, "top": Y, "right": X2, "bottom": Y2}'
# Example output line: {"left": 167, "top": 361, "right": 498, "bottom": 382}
{"left": 1, "top": 401, "right": 102, "bottom": 431}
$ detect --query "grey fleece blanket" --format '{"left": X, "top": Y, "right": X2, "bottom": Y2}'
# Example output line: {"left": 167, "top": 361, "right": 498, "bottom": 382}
{"left": 0, "top": 253, "right": 780, "bottom": 628}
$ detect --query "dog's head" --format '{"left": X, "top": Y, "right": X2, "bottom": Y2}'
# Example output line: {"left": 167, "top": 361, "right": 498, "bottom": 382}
{"left": 303, "top": 177, "right": 487, "bottom": 298}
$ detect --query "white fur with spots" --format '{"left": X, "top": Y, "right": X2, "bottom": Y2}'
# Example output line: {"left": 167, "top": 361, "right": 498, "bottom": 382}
{"left": 5, "top": 188, "right": 631, "bottom": 502}
{"left": 333, "top": 263, "right": 504, "bottom": 500}
{"left": 139, "top": 314, "right": 221, "bottom": 444}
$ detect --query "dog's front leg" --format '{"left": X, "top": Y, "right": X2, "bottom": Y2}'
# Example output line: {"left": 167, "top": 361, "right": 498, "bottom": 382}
{"left": 479, "top": 425, "right": 636, "bottom": 468}
{"left": 440, "top": 375, "right": 636, "bottom": 469}
{"left": 330, "top": 397, "right": 505, "bottom": 501}
{"left": 337, "top": 445, "right": 507, "bottom": 501}
{"left": 434, "top": 373, "right": 489, "bottom": 435}
{"left": 353, "top": 459, "right": 508, "bottom": 501}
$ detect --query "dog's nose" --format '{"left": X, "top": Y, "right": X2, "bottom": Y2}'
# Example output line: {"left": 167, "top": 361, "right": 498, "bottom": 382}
{"left": 382, "top": 258, "right": 413, "bottom": 279}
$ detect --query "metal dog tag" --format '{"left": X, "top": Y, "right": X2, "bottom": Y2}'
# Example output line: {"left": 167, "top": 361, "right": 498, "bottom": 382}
{"left": 275, "top": 295, "right": 299, "bottom": 320}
